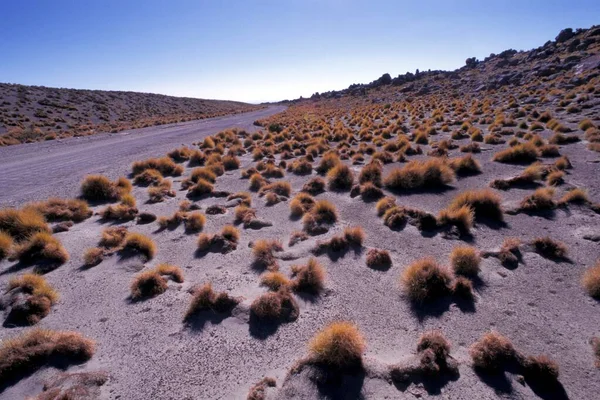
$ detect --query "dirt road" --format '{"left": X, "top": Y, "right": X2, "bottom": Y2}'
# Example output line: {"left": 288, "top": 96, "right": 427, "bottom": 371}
{"left": 0, "top": 106, "right": 285, "bottom": 207}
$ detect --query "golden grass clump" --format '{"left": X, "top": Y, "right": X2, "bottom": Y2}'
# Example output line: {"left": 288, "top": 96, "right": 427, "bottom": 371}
{"left": 15, "top": 232, "right": 69, "bottom": 265}
{"left": 303, "top": 200, "right": 338, "bottom": 234}
{"left": 438, "top": 205, "right": 474, "bottom": 234}
{"left": 80, "top": 175, "right": 130, "bottom": 202}
{"left": 184, "top": 283, "right": 240, "bottom": 321}
{"left": 250, "top": 289, "right": 299, "bottom": 321}
{"left": 382, "top": 206, "right": 407, "bottom": 229}
{"left": 327, "top": 163, "right": 354, "bottom": 191}
{"left": 252, "top": 239, "right": 283, "bottom": 270}
{"left": 133, "top": 168, "right": 163, "bottom": 186}
{"left": 291, "top": 257, "right": 326, "bottom": 294}
{"left": 375, "top": 196, "right": 396, "bottom": 216}
{"left": 0, "top": 329, "right": 95, "bottom": 384}
{"left": 260, "top": 271, "right": 291, "bottom": 291}
{"left": 221, "top": 225, "right": 240, "bottom": 243}
{"left": 130, "top": 270, "right": 168, "bottom": 300}
{"left": 366, "top": 248, "right": 392, "bottom": 269}
{"left": 0, "top": 231, "right": 13, "bottom": 260}
{"left": 309, "top": 321, "right": 365, "bottom": 368}
{"left": 582, "top": 261, "right": 600, "bottom": 298}
{"left": 316, "top": 152, "right": 341, "bottom": 174}
{"left": 222, "top": 155, "right": 240, "bottom": 170}
{"left": 447, "top": 189, "right": 503, "bottom": 221}
{"left": 519, "top": 187, "right": 556, "bottom": 212}
{"left": 0, "top": 208, "right": 50, "bottom": 243}
{"left": 183, "top": 212, "right": 206, "bottom": 232}
{"left": 559, "top": 188, "right": 589, "bottom": 205}
{"left": 259, "top": 181, "right": 291, "bottom": 197}
{"left": 532, "top": 236, "right": 568, "bottom": 260}
{"left": 147, "top": 180, "right": 175, "bottom": 203}
{"left": 359, "top": 162, "right": 383, "bottom": 187}
{"left": 448, "top": 155, "right": 481, "bottom": 176}
{"left": 187, "top": 178, "right": 214, "bottom": 197}
{"left": 25, "top": 198, "right": 92, "bottom": 223}
{"left": 493, "top": 142, "right": 538, "bottom": 164}
{"left": 401, "top": 258, "right": 452, "bottom": 303}
{"left": 131, "top": 157, "right": 183, "bottom": 176}
{"left": 450, "top": 246, "right": 481, "bottom": 276}
{"left": 122, "top": 232, "right": 156, "bottom": 260}
{"left": 546, "top": 170, "right": 564, "bottom": 186}
{"left": 83, "top": 247, "right": 104, "bottom": 267}
{"left": 6, "top": 273, "right": 59, "bottom": 325}
{"left": 470, "top": 331, "right": 518, "bottom": 371}
{"left": 384, "top": 159, "right": 455, "bottom": 191}
{"left": 290, "top": 193, "right": 315, "bottom": 217}
{"left": 302, "top": 177, "right": 326, "bottom": 195}
{"left": 99, "top": 226, "right": 128, "bottom": 249}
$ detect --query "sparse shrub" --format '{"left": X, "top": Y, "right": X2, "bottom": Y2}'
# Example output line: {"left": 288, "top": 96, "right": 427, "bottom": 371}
{"left": 519, "top": 187, "right": 556, "bottom": 212}
{"left": 560, "top": 188, "right": 589, "bottom": 205}
{"left": 375, "top": 196, "right": 396, "bottom": 216}
{"left": 0, "top": 208, "right": 50, "bottom": 242}
{"left": 448, "top": 189, "right": 503, "bottom": 221}
{"left": 221, "top": 225, "right": 240, "bottom": 243}
{"left": 366, "top": 248, "right": 392, "bottom": 269}
{"left": 130, "top": 270, "right": 167, "bottom": 300}
{"left": 448, "top": 155, "right": 481, "bottom": 176}
{"left": 532, "top": 237, "right": 568, "bottom": 260}
{"left": 184, "top": 283, "right": 239, "bottom": 321}
{"left": 384, "top": 159, "right": 455, "bottom": 191}
{"left": 360, "top": 182, "right": 384, "bottom": 200}
{"left": 261, "top": 271, "right": 290, "bottom": 291}
{"left": 470, "top": 332, "right": 518, "bottom": 371}
{"left": 303, "top": 200, "right": 338, "bottom": 234}
{"left": 308, "top": 321, "right": 365, "bottom": 368}
{"left": 359, "top": 162, "right": 382, "bottom": 186}
{"left": 5, "top": 274, "right": 59, "bottom": 324}
{"left": 122, "top": 232, "right": 156, "bottom": 260}
{"left": 249, "top": 174, "right": 267, "bottom": 191}
{"left": 147, "top": 180, "right": 175, "bottom": 203}
{"left": 252, "top": 239, "right": 283, "bottom": 270}
{"left": 260, "top": 181, "right": 291, "bottom": 197}
{"left": 291, "top": 257, "right": 326, "bottom": 294}
{"left": 25, "top": 198, "right": 92, "bottom": 223}
{"left": 0, "top": 231, "right": 13, "bottom": 260}
{"left": 493, "top": 142, "right": 539, "bottom": 164}
{"left": 383, "top": 206, "right": 407, "bottom": 229}
{"left": 327, "top": 164, "right": 354, "bottom": 191}
{"left": 99, "top": 226, "right": 128, "bottom": 248}
{"left": 83, "top": 247, "right": 104, "bottom": 267}
{"left": 316, "top": 153, "right": 341, "bottom": 174}
{"left": 438, "top": 205, "right": 474, "bottom": 234}
{"left": 131, "top": 157, "right": 183, "bottom": 176}
{"left": 80, "top": 175, "right": 129, "bottom": 201}
{"left": 450, "top": 246, "right": 481, "bottom": 276}
{"left": 222, "top": 155, "right": 240, "bottom": 170}
{"left": 0, "top": 329, "right": 95, "bottom": 384}
{"left": 290, "top": 193, "right": 315, "bottom": 217}
{"left": 184, "top": 212, "right": 206, "bottom": 232}
{"left": 15, "top": 232, "right": 69, "bottom": 265}
{"left": 302, "top": 177, "right": 326, "bottom": 195}
{"left": 187, "top": 178, "right": 214, "bottom": 197}
{"left": 133, "top": 168, "right": 163, "bottom": 186}
{"left": 250, "top": 288, "right": 299, "bottom": 321}
{"left": 401, "top": 258, "right": 452, "bottom": 303}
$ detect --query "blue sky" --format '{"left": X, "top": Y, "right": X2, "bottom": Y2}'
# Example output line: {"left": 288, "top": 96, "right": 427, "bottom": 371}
{"left": 0, "top": 1, "right": 598, "bottom": 103}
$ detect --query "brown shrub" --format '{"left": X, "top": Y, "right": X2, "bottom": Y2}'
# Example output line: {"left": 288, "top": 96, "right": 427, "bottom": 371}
{"left": 582, "top": 260, "right": 600, "bottom": 298}
{"left": 290, "top": 193, "right": 315, "bottom": 217}
{"left": 131, "top": 157, "right": 183, "bottom": 176}
{"left": 83, "top": 247, "right": 104, "bottom": 267}
{"left": 26, "top": 198, "right": 92, "bottom": 223}
{"left": 470, "top": 332, "right": 518, "bottom": 371}
{"left": 450, "top": 246, "right": 481, "bottom": 276}
{"left": 187, "top": 178, "right": 214, "bottom": 197}
{"left": 260, "top": 271, "right": 290, "bottom": 291}
{"left": 302, "top": 177, "right": 326, "bottom": 195}
{"left": 99, "top": 226, "right": 128, "bottom": 249}
{"left": 6, "top": 274, "right": 59, "bottom": 325}
{"left": 384, "top": 159, "right": 455, "bottom": 191}
{"left": 183, "top": 212, "right": 206, "bottom": 232}
{"left": 0, "top": 231, "right": 13, "bottom": 260}
{"left": 401, "top": 258, "right": 452, "bottom": 303}
{"left": 366, "top": 248, "right": 392, "bottom": 269}
{"left": 291, "top": 257, "right": 326, "bottom": 294}
{"left": 130, "top": 270, "right": 168, "bottom": 300}
{"left": 448, "top": 155, "right": 481, "bottom": 176}
{"left": 122, "top": 232, "right": 156, "bottom": 260}
{"left": 15, "top": 232, "right": 69, "bottom": 265}
{"left": 309, "top": 321, "right": 365, "bottom": 368}
{"left": 185, "top": 283, "right": 239, "bottom": 321}
{"left": 438, "top": 205, "right": 474, "bottom": 234}
{"left": 316, "top": 153, "right": 341, "bottom": 174}
{"left": 559, "top": 188, "right": 589, "bottom": 205}
{"left": 493, "top": 142, "right": 538, "bottom": 164}
{"left": 359, "top": 162, "right": 382, "bottom": 186}
{"left": 0, "top": 329, "right": 95, "bottom": 384}
{"left": 0, "top": 208, "right": 50, "bottom": 242}
{"left": 519, "top": 187, "right": 556, "bottom": 212}
{"left": 532, "top": 237, "right": 568, "bottom": 260}
{"left": 252, "top": 239, "right": 283, "bottom": 270}
{"left": 375, "top": 196, "right": 396, "bottom": 216}
{"left": 327, "top": 164, "right": 354, "bottom": 191}
{"left": 448, "top": 189, "right": 503, "bottom": 221}
{"left": 133, "top": 168, "right": 163, "bottom": 186}
{"left": 80, "top": 175, "right": 129, "bottom": 201}
{"left": 383, "top": 206, "right": 407, "bottom": 229}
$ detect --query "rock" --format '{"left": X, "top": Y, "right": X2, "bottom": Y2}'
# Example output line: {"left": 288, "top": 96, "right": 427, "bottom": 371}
{"left": 556, "top": 28, "right": 574, "bottom": 43}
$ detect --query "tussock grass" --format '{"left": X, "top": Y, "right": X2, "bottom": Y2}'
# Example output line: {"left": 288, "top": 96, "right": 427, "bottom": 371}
{"left": 0, "top": 329, "right": 95, "bottom": 384}
{"left": 559, "top": 188, "right": 589, "bottom": 205}
{"left": 493, "top": 142, "right": 538, "bottom": 164}
{"left": 316, "top": 153, "right": 341, "bottom": 174}
{"left": 532, "top": 237, "right": 568, "bottom": 260}
{"left": 327, "top": 164, "right": 354, "bottom": 191}
{"left": 80, "top": 175, "right": 130, "bottom": 202}
{"left": 450, "top": 246, "right": 481, "bottom": 276}
{"left": 0, "top": 208, "right": 50, "bottom": 243}
{"left": 130, "top": 270, "right": 168, "bottom": 300}
{"left": 384, "top": 159, "right": 455, "bottom": 191}
{"left": 366, "top": 248, "right": 392, "bottom": 269}
{"left": 187, "top": 178, "right": 214, "bottom": 197}
{"left": 83, "top": 247, "right": 104, "bottom": 267}
{"left": 291, "top": 257, "right": 326, "bottom": 294}
{"left": 375, "top": 196, "right": 396, "bottom": 216}
{"left": 259, "top": 181, "right": 291, "bottom": 198}
{"left": 309, "top": 321, "right": 365, "bottom": 368}
{"left": 25, "top": 198, "right": 91, "bottom": 223}
{"left": 132, "top": 157, "right": 183, "bottom": 176}
{"left": 6, "top": 273, "right": 59, "bottom": 324}
{"left": 260, "top": 271, "right": 291, "bottom": 291}
{"left": 447, "top": 189, "right": 503, "bottom": 222}
{"left": 250, "top": 288, "right": 299, "bottom": 321}
{"left": 252, "top": 239, "right": 283, "bottom": 270}
{"left": 448, "top": 155, "right": 481, "bottom": 176}
{"left": 359, "top": 162, "right": 383, "bottom": 186}
{"left": 289, "top": 193, "right": 315, "bottom": 217}
{"left": 470, "top": 332, "right": 518, "bottom": 371}
{"left": 184, "top": 283, "right": 239, "bottom": 321}
{"left": 0, "top": 231, "right": 13, "bottom": 260}
{"left": 147, "top": 180, "right": 175, "bottom": 203}
{"left": 302, "top": 177, "right": 326, "bottom": 195}
{"left": 99, "top": 226, "right": 128, "bottom": 249}
{"left": 15, "top": 232, "right": 69, "bottom": 265}
{"left": 401, "top": 258, "right": 452, "bottom": 303}
{"left": 303, "top": 200, "right": 338, "bottom": 234}
{"left": 438, "top": 205, "right": 474, "bottom": 234}
{"left": 519, "top": 187, "right": 556, "bottom": 212}
{"left": 122, "top": 232, "right": 156, "bottom": 260}
{"left": 133, "top": 168, "right": 163, "bottom": 186}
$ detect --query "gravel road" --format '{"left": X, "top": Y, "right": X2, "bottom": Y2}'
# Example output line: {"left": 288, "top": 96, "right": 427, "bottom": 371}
{"left": 0, "top": 105, "right": 285, "bottom": 207}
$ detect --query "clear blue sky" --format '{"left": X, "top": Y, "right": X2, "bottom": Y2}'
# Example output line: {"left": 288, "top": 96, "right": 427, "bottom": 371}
{"left": 1, "top": 1, "right": 597, "bottom": 103}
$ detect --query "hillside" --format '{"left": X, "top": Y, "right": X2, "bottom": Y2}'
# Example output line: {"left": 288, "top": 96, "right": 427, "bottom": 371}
{"left": 0, "top": 84, "right": 262, "bottom": 145}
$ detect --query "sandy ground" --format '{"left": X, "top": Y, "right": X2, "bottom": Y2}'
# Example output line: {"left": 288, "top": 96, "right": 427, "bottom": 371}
{"left": 0, "top": 107, "right": 599, "bottom": 400}
{"left": 0, "top": 106, "right": 285, "bottom": 207}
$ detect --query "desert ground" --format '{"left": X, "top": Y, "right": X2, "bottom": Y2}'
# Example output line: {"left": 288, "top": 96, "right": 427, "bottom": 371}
{"left": 1, "top": 27, "right": 600, "bottom": 400}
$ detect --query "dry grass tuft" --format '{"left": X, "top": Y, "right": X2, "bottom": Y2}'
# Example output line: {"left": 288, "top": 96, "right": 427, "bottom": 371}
{"left": 376, "top": 196, "right": 396, "bottom": 216}
{"left": 523, "top": 355, "right": 559, "bottom": 381}
{"left": 366, "top": 248, "right": 392, "bottom": 269}
{"left": 187, "top": 178, "right": 214, "bottom": 197}
{"left": 247, "top": 377, "right": 277, "bottom": 400}
{"left": 130, "top": 270, "right": 168, "bottom": 300}
{"left": 0, "top": 329, "right": 95, "bottom": 384}
{"left": 327, "top": 164, "right": 354, "bottom": 191}
{"left": 384, "top": 159, "right": 455, "bottom": 191}
{"left": 80, "top": 175, "right": 130, "bottom": 202}
{"left": 26, "top": 198, "right": 92, "bottom": 223}
{"left": 581, "top": 260, "right": 600, "bottom": 298}
{"left": 156, "top": 263, "right": 184, "bottom": 283}
{"left": 252, "top": 239, "right": 283, "bottom": 270}
{"left": 6, "top": 274, "right": 59, "bottom": 325}
{"left": 470, "top": 331, "right": 518, "bottom": 371}
{"left": 132, "top": 157, "right": 183, "bottom": 176}
{"left": 438, "top": 205, "right": 474, "bottom": 234}
{"left": 250, "top": 288, "right": 299, "bottom": 321}
{"left": 0, "top": 230, "right": 13, "bottom": 260}
{"left": 15, "top": 232, "right": 69, "bottom": 265}
{"left": 184, "top": 283, "right": 239, "bottom": 321}
{"left": 302, "top": 177, "right": 326, "bottom": 195}
{"left": 450, "top": 246, "right": 481, "bottom": 276}
{"left": 291, "top": 257, "right": 326, "bottom": 294}
{"left": 519, "top": 187, "right": 556, "bottom": 212}
{"left": 493, "top": 142, "right": 539, "bottom": 164}
{"left": 532, "top": 237, "right": 568, "bottom": 260}
{"left": 0, "top": 208, "right": 50, "bottom": 243}
{"left": 309, "top": 321, "right": 365, "bottom": 368}
{"left": 99, "top": 226, "right": 128, "bottom": 249}
{"left": 290, "top": 193, "right": 315, "bottom": 217}
{"left": 260, "top": 271, "right": 291, "bottom": 291}
{"left": 303, "top": 200, "right": 338, "bottom": 234}
{"left": 83, "top": 247, "right": 104, "bottom": 267}
{"left": 122, "top": 232, "right": 156, "bottom": 260}
{"left": 401, "top": 258, "right": 452, "bottom": 303}
{"left": 559, "top": 188, "right": 589, "bottom": 205}
{"left": 359, "top": 162, "right": 383, "bottom": 187}
{"left": 447, "top": 189, "right": 503, "bottom": 221}
{"left": 448, "top": 155, "right": 481, "bottom": 176}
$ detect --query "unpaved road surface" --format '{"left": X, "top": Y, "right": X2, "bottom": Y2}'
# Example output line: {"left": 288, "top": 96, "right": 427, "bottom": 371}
{"left": 0, "top": 106, "right": 285, "bottom": 207}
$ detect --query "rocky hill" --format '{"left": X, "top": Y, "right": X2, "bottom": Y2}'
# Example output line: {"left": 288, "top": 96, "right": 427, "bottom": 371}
{"left": 0, "top": 84, "right": 261, "bottom": 145}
